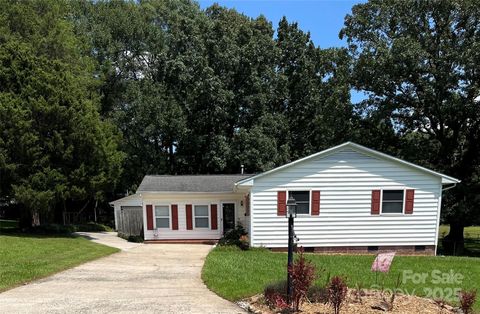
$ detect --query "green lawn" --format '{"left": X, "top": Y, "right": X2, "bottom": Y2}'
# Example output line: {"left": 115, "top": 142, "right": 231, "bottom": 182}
{"left": 203, "top": 246, "right": 480, "bottom": 310}
{"left": 0, "top": 233, "right": 119, "bottom": 291}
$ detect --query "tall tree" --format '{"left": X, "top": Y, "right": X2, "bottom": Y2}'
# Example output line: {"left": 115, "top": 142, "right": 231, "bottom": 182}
{"left": 341, "top": 0, "right": 480, "bottom": 248}
{"left": 0, "top": 0, "right": 123, "bottom": 225}
{"left": 276, "top": 17, "right": 353, "bottom": 160}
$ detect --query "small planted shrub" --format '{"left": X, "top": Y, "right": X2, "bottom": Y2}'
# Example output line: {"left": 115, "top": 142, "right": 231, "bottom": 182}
{"left": 288, "top": 249, "right": 317, "bottom": 311}
{"left": 458, "top": 289, "right": 476, "bottom": 314}
{"left": 118, "top": 232, "right": 143, "bottom": 243}
{"left": 218, "top": 224, "right": 249, "bottom": 250}
{"left": 264, "top": 280, "right": 288, "bottom": 309}
{"left": 328, "top": 276, "right": 348, "bottom": 314}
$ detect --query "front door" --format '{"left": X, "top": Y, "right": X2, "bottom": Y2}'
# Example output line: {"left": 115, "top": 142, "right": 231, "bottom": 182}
{"left": 222, "top": 203, "right": 235, "bottom": 234}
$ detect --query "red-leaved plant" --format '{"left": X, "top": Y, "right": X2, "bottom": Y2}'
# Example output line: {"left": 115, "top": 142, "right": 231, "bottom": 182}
{"left": 458, "top": 289, "right": 477, "bottom": 314}
{"left": 328, "top": 276, "right": 348, "bottom": 314}
{"left": 288, "top": 248, "right": 317, "bottom": 311}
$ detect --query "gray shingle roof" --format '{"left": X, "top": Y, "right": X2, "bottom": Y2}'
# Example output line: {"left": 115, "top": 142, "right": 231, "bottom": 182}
{"left": 137, "top": 175, "right": 253, "bottom": 193}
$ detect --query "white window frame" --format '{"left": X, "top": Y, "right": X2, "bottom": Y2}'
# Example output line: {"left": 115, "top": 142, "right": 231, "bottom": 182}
{"left": 380, "top": 188, "right": 406, "bottom": 215}
{"left": 154, "top": 204, "right": 171, "bottom": 229}
{"left": 287, "top": 190, "right": 311, "bottom": 216}
{"left": 193, "top": 204, "right": 210, "bottom": 229}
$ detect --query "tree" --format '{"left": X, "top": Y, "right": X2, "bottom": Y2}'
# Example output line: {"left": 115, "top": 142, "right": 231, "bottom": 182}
{"left": 341, "top": 0, "right": 480, "bottom": 247}
{"left": 0, "top": 0, "right": 123, "bottom": 225}
{"left": 276, "top": 17, "right": 353, "bottom": 160}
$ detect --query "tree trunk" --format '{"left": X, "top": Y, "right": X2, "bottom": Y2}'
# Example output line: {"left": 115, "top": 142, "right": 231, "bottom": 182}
{"left": 443, "top": 222, "right": 465, "bottom": 255}
{"left": 31, "top": 210, "right": 40, "bottom": 227}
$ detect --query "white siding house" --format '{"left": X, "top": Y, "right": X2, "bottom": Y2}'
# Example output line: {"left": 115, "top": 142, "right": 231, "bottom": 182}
{"left": 112, "top": 142, "right": 459, "bottom": 254}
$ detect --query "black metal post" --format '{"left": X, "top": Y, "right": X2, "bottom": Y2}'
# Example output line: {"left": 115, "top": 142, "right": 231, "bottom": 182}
{"left": 286, "top": 213, "right": 294, "bottom": 305}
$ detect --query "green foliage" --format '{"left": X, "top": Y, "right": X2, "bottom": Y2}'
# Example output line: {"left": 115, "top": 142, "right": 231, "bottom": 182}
{"left": 29, "top": 224, "right": 77, "bottom": 235}
{"left": 74, "top": 222, "right": 113, "bottom": 232}
{"left": 341, "top": 0, "right": 480, "bottom": 239}
{"left": 118, "top": 232, "right": 143, "bottom": 243}
{"left": 202, "top": 247, "right": 480, "bottom": 310}
{"left": 0, "top": 233, "right": 118, "bottom": 291}
{"left": 218, "top": 223, "right": 249, "bottom": 250}
{"left": 0, "top": 0, "right": 123, "bottom": 223}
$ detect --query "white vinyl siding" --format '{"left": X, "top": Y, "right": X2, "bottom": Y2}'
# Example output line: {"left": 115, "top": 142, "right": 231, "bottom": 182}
{"left": 250, "top": 148, "right": 441, "bottom": 249}
{"left": 141, "top": 194, "right": 244, "bottom": 241}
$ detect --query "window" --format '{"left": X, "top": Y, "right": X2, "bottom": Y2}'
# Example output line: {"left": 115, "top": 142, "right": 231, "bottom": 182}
{"left": 381, "top": 190, "right": 404, "bottom": 214}
{"left": 155, "top": 205, "right": 170, "bottom": 228}
{"left": 289, "top": 191, "right": 310, "bottom": 215}
{"left": 194, "top": 205, "right": 209, "bottom": 228}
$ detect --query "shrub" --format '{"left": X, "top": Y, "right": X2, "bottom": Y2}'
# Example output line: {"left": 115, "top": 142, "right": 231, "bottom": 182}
{"left": 74, "top": 222, "right": 113, "bottom": 232}
{"left": 288, "top": 248, "right": 317, "bottom": 311}
{"left": 328, "top": 276, "right": 348, "bottom": 314}
{"left": 218, "top": 224, "right": 249, "bottom": 250}
{"left": 118, "top": 232, "right": 143, "bottom": 243}
{"left": 29, "top": 224, "right": 76, "bottom": 234}
{"left": 458, "top": 289, "right": 476, "bottom": 314}
{"left": 307, "top": 285, "right": 329, "bottom": 304}
{"left": 264, "top": 280, "right": 288, "bottom": 309}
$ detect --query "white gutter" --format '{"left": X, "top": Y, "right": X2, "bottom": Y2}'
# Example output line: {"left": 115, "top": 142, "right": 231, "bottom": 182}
{"left": 442, "top": 183, "right": 457, "bottom": 191}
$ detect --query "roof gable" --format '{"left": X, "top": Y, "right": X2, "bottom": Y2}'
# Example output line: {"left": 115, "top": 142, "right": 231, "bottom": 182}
{"left": 236, "top": 142, "right": 460, "bottom": 186}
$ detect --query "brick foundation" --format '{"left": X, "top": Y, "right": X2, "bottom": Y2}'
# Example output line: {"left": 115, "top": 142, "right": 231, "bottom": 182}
{"left": 270, "top": 245, "right": 435, "bottom": 256}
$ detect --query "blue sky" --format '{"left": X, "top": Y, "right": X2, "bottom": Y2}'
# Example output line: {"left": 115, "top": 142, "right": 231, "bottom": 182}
{"left": 198, "top": 0, "right": 367, "bottom": 102}
{"left": 198, "top": 0, "right": 364, "bottom": 48}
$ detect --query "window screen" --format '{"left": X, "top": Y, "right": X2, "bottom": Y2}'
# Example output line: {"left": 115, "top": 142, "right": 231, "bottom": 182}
{"left": 289, "top": 191, "right": 310, "bottom": 214}
{"left": 155, "top": 205, "right": 170, "bottom": 228}
{"left": 194, "top": 205, "right": 209, "bottom": 228}
{"left": 382, "top": 190, "right": 404, "bottom": 213}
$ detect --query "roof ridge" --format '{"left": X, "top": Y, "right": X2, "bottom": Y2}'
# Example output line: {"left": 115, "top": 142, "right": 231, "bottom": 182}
{"left": 145, "top": 174, "right": 254, "bottom": 177}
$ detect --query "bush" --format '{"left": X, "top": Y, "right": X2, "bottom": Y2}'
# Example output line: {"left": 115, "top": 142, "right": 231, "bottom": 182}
{"left": 458, "top": 289, "right": 476, "bottom": 314}
{"left": 74, "top": 222, "right": 113, "bottom": 232}
{"left": 289, "top": 249, "right": 317, "bottom": 311}
{"left": 264, "top": 280, "right": 288, "bottom": 310}
{"left": 328, "top": 276, "right": 348, "bottom": 314}
{"left": 218, "top": 224, "right": 249, "bottom": 250}
{"left": 29, "top": 224, "right": 76, "bottom": 234}
{"left": 118, "top": 232, "right": 143, "bottom": 243}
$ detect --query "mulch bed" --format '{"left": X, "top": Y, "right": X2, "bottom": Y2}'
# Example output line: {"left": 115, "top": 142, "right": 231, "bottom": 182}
{"left": 238, "top": 289, "right": 460, "bottom": 314}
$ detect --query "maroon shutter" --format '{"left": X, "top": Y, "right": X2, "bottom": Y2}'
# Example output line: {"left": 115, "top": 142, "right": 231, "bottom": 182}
{"left": 371, "top": 190, "right": 381, "bottom": 215}
{"left": 311, "top": 191, "right": 320, "bottom": 215}
{"left": 171, "top": 204, "right": 178, "bottom": 230}
{"left": 244, "top": 194, "right": 250, "bottom": 216}
{"left": 146, "top": 205, "right": 154, "bottom": 230}
{"left": 186, "top": 204, "right": 193, "bottom": 230}
{"left": 211, "top": 204, "right": 218, "bottom": 230}
{"left": 277, "top": 191, "right": 286, "bottom": 216}
{"left": 405, "top": 189, "right": 415, "bottom": 214}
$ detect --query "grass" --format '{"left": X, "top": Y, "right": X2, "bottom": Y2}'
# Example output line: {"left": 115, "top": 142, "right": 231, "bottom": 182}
{"left": 203, "top": 246, "right": 480, "bottom": 310}
{"left": 0, "top": 233, "right": 119, "bottom": 291}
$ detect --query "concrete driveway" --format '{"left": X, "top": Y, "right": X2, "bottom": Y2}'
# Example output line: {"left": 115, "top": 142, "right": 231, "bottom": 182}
{"left": 0, "top": 232, "right": 244, "bottom": 314}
